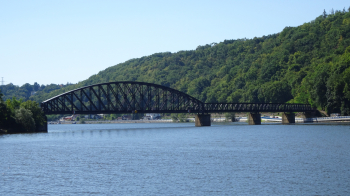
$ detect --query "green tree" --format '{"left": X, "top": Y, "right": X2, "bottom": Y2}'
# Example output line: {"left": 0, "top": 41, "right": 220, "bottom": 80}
{"left": 33, "top": 82, "right": 40, "bottom": 91}
{"left": 0, "top": 103, "right": 8, "bottom": 128}
{"left": 15, "top": 107, "right": 35, "bottom": 132}
{"left": 0, "top": 89, "right": 3, "bottom": 102}
{"left": 6, "top": 97, "right": 22, "bottom": 114}
{"left": 1, "top": 95, "right": 46, "bottom": 132}
{"left": 79, "top": 118, "right": 85, "bottom": 124}
{"left": 0, "top": 90, "right": 8, "bottom": 128}
{"left": 225, "top": 113, "right": 236, "bottom": 122}
{"left": 171, "top": 113, "right": 186, "bottom": 122}
{"left": 21, "top": 100, "right": 45, "bottom": 127}
{"left": 171, "top": 114, "right": 178, "bottom": 122}
{"left": 323, "top": 9, "right": 327, "bottom": 18}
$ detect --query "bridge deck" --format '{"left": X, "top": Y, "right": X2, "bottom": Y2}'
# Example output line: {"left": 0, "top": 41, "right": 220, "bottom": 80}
{"left": 203, "top": 103, "right": 312, "bottom": 113}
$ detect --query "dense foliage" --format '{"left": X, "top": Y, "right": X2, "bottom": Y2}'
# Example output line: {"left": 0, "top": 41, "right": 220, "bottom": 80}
{"left": 3, "top": 9, "right": 350, "bottom": 115}
{"left": 0, "top": 82, "right": 73, "bottom": 101}
{"left": 0, "top": 90, "right": 46, "bottom": 133}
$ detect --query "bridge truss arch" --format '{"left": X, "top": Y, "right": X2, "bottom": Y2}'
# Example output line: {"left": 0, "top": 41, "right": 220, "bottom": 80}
{"left": 41, "top": 81, "right": 204, "bottom": 115}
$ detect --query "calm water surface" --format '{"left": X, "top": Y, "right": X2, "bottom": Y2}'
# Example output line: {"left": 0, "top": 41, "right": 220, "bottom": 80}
{"left": 1, "top": 122, "right": 350, "bottom": 195}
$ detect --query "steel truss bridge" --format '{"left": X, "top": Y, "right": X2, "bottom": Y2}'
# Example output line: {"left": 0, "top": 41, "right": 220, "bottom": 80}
{"left": 41, "top": 81, "right": 313, "bottom": 115}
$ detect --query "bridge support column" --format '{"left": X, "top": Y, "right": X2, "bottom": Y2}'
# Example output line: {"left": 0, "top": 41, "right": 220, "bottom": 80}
{"left": 282, "top": 112, "right": 295, "bottom": 124}
{"left": 195, "top": 114, "right": 211, "bottom": 127}
{"left": 248, "top": 113, "right": 261, "bottom": 125}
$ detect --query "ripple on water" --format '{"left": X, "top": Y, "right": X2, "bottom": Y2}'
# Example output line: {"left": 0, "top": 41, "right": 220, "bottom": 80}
{"left": 1, "top": 123, "right": 350, "bottom": 195}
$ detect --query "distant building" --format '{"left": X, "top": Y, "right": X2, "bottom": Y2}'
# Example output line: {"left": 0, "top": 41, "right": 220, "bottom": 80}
{"left": 84, "top": 114, "right": 102, "bottom": 119}
{"left": 63, "top": 116, "right": 72, "bottom": 121}
{"left": 144, "top": 113, "right": 161, "bottom": 120}
{"left": 62, "top": 114, "right": 77, "bottom": 121}
{"left": 97, "top": 114, "right": 105, "bottom": 118}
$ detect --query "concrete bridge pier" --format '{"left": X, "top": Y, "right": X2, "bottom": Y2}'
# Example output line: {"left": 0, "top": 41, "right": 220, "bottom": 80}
{"left": 248, "top": 113, "right": 261, "bottom": 125}
{"left": 282, "top": 112, "right": 295, "bottom": 124}
{"left": 195, "top": 114, "right": 211, "bottom": 126}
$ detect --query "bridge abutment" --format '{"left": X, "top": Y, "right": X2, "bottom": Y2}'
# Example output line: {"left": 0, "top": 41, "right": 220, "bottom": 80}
{"left": 248, "top": 113, "right": 261, "bottom": 125}
{"left": 195, "top": 114, "right": 211, "bottom": 126}
{"left": 282, "top": 112, "right": 295, "bottom": 124}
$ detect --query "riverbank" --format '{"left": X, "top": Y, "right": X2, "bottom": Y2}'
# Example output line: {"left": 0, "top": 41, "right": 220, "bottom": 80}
{"left": 236, "top": 116, "right": 350, "bottom": 123}
{"left": 0, "top": 127, "right": 47, "bottom": 134}
{"left": 49, "top": 116, "right": 350, "bottom": 125}
{"left": 49, "top": 119, "right": 173, "bottom": 124}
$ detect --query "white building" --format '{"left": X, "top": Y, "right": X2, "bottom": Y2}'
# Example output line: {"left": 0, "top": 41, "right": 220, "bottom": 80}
{"left": 144, "top": 113, "right": 161, "bottom": 120}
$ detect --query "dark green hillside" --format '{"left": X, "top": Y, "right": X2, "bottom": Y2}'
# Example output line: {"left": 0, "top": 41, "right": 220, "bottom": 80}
{"left": 0, "top": 83, "right": 72, "bottom": 101}
{"left": 31, "top": 8, "right": 350, "bottom": 115}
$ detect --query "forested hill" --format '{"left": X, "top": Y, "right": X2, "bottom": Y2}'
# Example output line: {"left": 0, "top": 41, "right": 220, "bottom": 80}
{"left": 29, "top": 9, "right": 350, "bottom": 115}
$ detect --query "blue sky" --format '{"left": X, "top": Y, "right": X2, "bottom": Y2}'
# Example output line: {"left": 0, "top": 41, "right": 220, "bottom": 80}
{"left": 1, "top": 0, "right": 349, "bottom": 86}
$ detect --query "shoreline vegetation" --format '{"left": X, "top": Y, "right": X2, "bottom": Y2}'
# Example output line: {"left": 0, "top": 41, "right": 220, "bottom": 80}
{"left": 0, "top": 91, "right": 47, "bottom": 134}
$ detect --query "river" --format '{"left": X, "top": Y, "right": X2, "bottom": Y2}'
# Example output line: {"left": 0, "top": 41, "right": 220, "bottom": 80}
{"left": 1, "top": 122, "right": 350, "bottom": 195}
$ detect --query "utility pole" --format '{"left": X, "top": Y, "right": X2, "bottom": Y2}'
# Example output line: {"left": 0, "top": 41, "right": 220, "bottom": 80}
{"left": 1, "top": 77, "right": 4, "bottom": 86}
